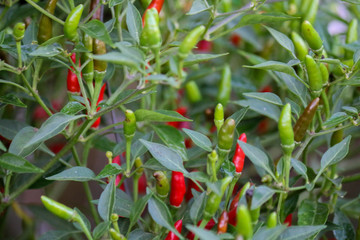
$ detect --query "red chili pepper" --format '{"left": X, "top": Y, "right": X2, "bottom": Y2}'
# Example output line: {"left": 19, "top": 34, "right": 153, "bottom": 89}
{"left": 232, "top": 133, "right": 247, "bottom": 173}
{"left": 33, "top": 101, "right": 62, "bottom": 122}
{"left": 260, "top": 85, "right": 273, "bottom": 93}
{"left": 49, "top": 142, "right": 65, "bottom": 154}
{"left": 228, "top": 207, "right": 237, "bottom": 226}
{"left": 170, "top": 171, "right": 186, "bottom": 207}
{"left": 217, "top": 211, "right": 229, "bottom": 234}
{"left": 186, "top": 219, "right": 215, "bottom": 240}
{"left": 91, "top": 84, "right": 106, "bottom": 129}
{"left": 112, "top": 155, "right": 125, "bottom": 191}
{"left": 185, "top": 171, "right": 201, "bottom": 201}
{"left": 230, "top": 33, "right": 242, "bottom": 47}
{"left": 67, "top": 53, "right": 80, "bottom": 94}
{"left": 165, "top": 219, "right": 182, "bottom": 240}
{"left": 167, "top": 106, "right": 188, "bottom": 129}
{"left": 284, "top": 213, "right": 292, "bottom": 226}
{"left": 138, "top": 174, "right": 147, "bottom": 194}
{"left": 257, "top": 118, "right": 269, "bottom": 135}
{"left": 142, "top": 0, "right": 164, "bottom": 26}
{"left": 184, "top": 138, "right": 193, "bottom": 149}
{"left": 196, "top": 40, "right": 212, "bottom": 52}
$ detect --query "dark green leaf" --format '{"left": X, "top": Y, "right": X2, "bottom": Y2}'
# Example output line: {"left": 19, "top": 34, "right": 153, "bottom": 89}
{"left": 46, "top": 167, "right": 96, "bottom": 182}
{"left": 9, "top": 127, "right": 41, "bottom": 157}
{"left": 279, "top": 225, "right": 326, "bottom": 240}
{"left": 96, "top": 163, "right": 123, "bottom": 179}
{"left": 80, "top": 20, "right": 114, "bottom": 47}
{"left": 323, "top": 112, "right": 350, "bottom": 129}
{"left": 234, "top": 98, "right": 280, "bottom": 122}
{"left": 153, "top": 125, "right": 187, "bottom": 160}
{"left": 190, "top": 191, "right": 206, "bottom": 223}
{"left": 333, "top": 211, "right": 356, "bottom": 240}
{"left": 93, "top": 221, "right": 111, "bottom": 240}
{"left": 0, "top": 93, "right": 26, "bottom": 107}
{"left": 243, "top": 92, "right": 283, "bottom": 106}
{"left": 251, "top": 186, "right": 275, "bottom": 210}
{"left": 253, "top": 226, "right": 287, "bottom": 240}
{"left": 187, "top": 0, "right": 210, "bottom": 15}
{"left": 126, "top": 2, "right": 142, "bottom": 43}
{"left": 61, "top": 101, "right": 86, "bottom": 115}
{"left": 320, "top": 136, "right": 351, "bottom": 174}
{"left": 98, "top": 177, "right": 116, "bottom": 221}
{"left": 183, "top": 128, "right": 212, "bottom": 152}
{"left": 135, "top": 109, "right": 192, "bottom": 122}
{"left": 0, "top": 153, "right": 43, "bottom": 173}
{"left": 186, "top": 225, "right": 220, "bottom": 240}
{"left": 298, "top": 200, "right": 329, "bottom": 225}
{"left": 129, "top": 194, "right": 152, "bottom": 228}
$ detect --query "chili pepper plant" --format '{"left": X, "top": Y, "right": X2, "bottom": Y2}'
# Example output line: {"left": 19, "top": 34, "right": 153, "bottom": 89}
{"left": 0, "top": 0, "right": 360, "bottom": 239}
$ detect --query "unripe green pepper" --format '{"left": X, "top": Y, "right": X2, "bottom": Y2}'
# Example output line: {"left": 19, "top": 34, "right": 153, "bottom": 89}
{"left": 109, "top": 228, "right": 126, "bottom": 240}
{"left": 319, "top": 63, "right": 329, "bottom": 86}
{"left": 13, "top": 22, "right": 25, "bottom": 41}
{"left": 331, "top": 129, "right": 343, "bottom": 147}
{"left": 185, "top": 81, "right": 202, "bottom": 103}
{"left": 64, "top": 4, "right": 84, "bottom": 42}
{"left": 134, "top": 157, "right": 144, "bottom": 177}
{"left": 293, "top": 97, "right": 320, "bottom": 142}
{"left": 303, "top": 0, "right": 319, "bottom": 24}
{"left": 41, "top": 195, "right": 77, "bottom": 221}
{"left": 301, "top": 20, "right": 323, "bottom": 52}
{"left": 140, "top": 8, "right": 161, "bottom": 51}
{"left": 38, "top": 0, "right": 58, "bottom": 44}
{"left": 81, "top": 33, "right": 94, "bottom": 85}
{"left": 178, "top": 25, "right": 206, "bottom": 60}
{"left": 93, "top": 38, "right": 107, "bottom": 83}
{"left": 217, "top": 65, "right": 232, "bottom": 107}
{"left": 291, "top": 31, "right": 308, "bottom": 62}
{"left": 204, "top": 176, "right": 232, "bottom": 220}
{"left": 266, "top": 212, "right": 277, "bottom": 228}
{"left": 214, "top": 103, "right": 224, "bottom": 131}
{"left": 153, "top": 171, "right": 170, "bottom": 199}
{"left": 236, "top": 205, "right": 253, "bottom": 240}
{"left": 124, "top": 110, "right": 136, "bottom": 139}
{"left": 217, "top": 118, "right": 235, "bottom": 151}
{"left": 345, "top": 19, "right": 358, "bottom": 59}
{"left": 278, "top": 103, "right": 294, "bottom": 155}
{"left": 305, "top": 55, "right": 323, "bottom": 97}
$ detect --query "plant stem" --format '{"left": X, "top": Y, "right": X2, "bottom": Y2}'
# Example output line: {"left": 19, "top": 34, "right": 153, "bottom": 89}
{"left": 283, "top": 153, "right": 291, "bottom": 190}
{"left": 133, "top": 176, "right": 139, "bottom": 202}
{"left": 225, "top": 174, "right": 239, "bottom": 210}
{"left": 4, "top": 171, "right": 12, "bottom": 197}
{"left": 125, "top": 139, "right": 132, "bottom": 175}
{"left": 25, "top": 0, "right": 65, "bottom": 25}
{"left": 77, "top": 216, "right": 94, "bottom": 240}
{"left": 343, "top": 173, "right": 360, "bottom": 183}
{"left": 321, "top": 91, "right": 330, "bottom": 120}
{"left": 16, "top": 41, "right": 22, "bottom": 68}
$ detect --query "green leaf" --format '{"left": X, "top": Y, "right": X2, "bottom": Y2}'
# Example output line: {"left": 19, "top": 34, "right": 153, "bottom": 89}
{"left": 190, "top": 191, "right": 206, "bottom": 223}
{"left": 186, "top": 225, "right": 220, "bottom": 240}
{"left": 238, "top": 141, "right": 276, "bottom": 179}
{"left": 80, "top": 20, "right": 114, "bottom": 47}
{"left": 333, "top": 210, "right": 356, "bottom": 240}
{"left": 279, "top": 225, "right": 326, "bottom": 240}
{"left": 291, "top": 158, "right": 308, "bottom": 182}
{"left": 109, "top": 0, "right": 124, "bottom": 7}
{"left": 320, "top": 136, "right": 351, "bottom": 174}
{"left": 140, "top": 140, "right": 188, "bottom": 173}
{"left": 184, "top": 53, "right": 228, "bottom": 66}
{"left": 187, "top": 0, "right": 210, "bottom": 15}
{"left": 93, "top": 221, "right": 111, "bottom": 240}
{"left": 131, "top": 132, "right": 154, "bottom": 159}
{"left": 30, "top": 44, "right": 62, "bottom": 57}
{"left": 23, "top": 113, "right": 85, "bottom": 153}
{"left": 0, "top": 140, "right": 6, "bottom": 151}
{"left": 243, "top": 92, "right": 283, "bottom": 106}
{"left": 96, "top": 163, "right": 123, "bottom": 179}
{"left": 126, "top": 1, "right": 142, "bottom": 43}
{"left": 276, "top": 72, "right": 307, "bottom": 107}
{"left": 9, "top": 127, "right": 41, "bottom": 157}
{"left": 135, "top": 109, "right": 192, "bottom": 122}
{"left": 323, "top": 112, "right": 350, "bottom": 129}
{"left": 183, "top": 128, "right": 212, "bottom": 152}
{"left": 92, "top": 52, "right": 142, "bottom": 70}
{"left": 148, "top": 195, "right": 181, "bottom": 239}
{"left": 129, "top": 194, "right": 152, "bottom": 228}
{"left": 46, "top": 167, "right": 96, "bottom": 182}
{"left": 253, "top": 226, "right": 287, "bottom": 240}
{"left": 142, "top": 158, "right": 168, "bottom": 171}
{"left": 234, "top": 99, "right": 280, "bottom": 122}
{"left": 153, "top": 125, "right": 187, "bottom": 161}
{"left": 264, "top": 26, "right": 296, "bottom": 58}
{"left": 229, "top": 107, "right": 249, "bottom": 127}
{"left": 251, "top": 186, "right": 275, "bottom": 210}
{"left": 0, "top": 153, "right": 44, "bottom": 173}
{"left": 39, "top": 230, "right": 80, "bottom": 240}
{"left": 298, "top": 200, "right": 329, "bottom": 226}
{"left": 128, "top": 229, "right": 155, "bottom": 240}
{"left": 0, "top": 93, "right": 26, "bottom": 107}
{"left": 98, "top": 177, "right": 116, "bottom": 221}
{"left": 61, "top": 101, "right": 86, "bottom": 115}
{"left": 113, "top": 188, "right": 133, "bottom": 218}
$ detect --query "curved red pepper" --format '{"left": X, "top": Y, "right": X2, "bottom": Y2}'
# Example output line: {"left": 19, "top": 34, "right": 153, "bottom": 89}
{"left": 142, "top": 0, "right": 165, "bottom": 26}
{"left": 167, "top": 106, "right": 187, "bottom": 129}
{"left": 284, "top": 213, "right": 292, "bottom": 226}
{"left": 138, "top": 174, "right": 147, "bottom": 194}
{"left": 67, "top": 53, "right": 80, "bottom": 93}
{"left": 196, "top": 40, "right": 212, "bottom": 52}
{"left": 165, "top": 219, "right": 182, "bottom": 240}
{"left": 217, "top": 211, "right": 229, "bottom": 234}
{"left": 232, "top": 133, "right": 247, "bottom": 173}
{"left": 186, "top": 219, "right": 215, "bottom": 240}
{"left": 91, "top": 84, "right": 106, "bottom": 129}
{"left": 185, "top": 171, "right": 201, "bottom": 201}
{"left": 170, "top": 171, "right": 186, "bottom": 207}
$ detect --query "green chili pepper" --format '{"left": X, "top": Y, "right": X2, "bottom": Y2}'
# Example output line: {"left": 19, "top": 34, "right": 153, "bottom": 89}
{"left": 266, "top": 212, "right": 277, "bottom": 228}
{"left": 13, "top": 22, "right": 25, "bottom": 41}
{"left": 293, "top": 97, "right": 320, "bottom": 142}
{"left": 303, "top": 0, "right": 319, "bottom": 24}
{"left": 345, "top": 19, "right": 358, "bottom": 59}
{"left": 93, "top": 38, "right": 107, "bottom": 83}
{"left": 178, "top": 25, "right": 206, "bottom": 60}
{"left": 41, "top": 195, "right": 77, "bottom": 221}
{"left": 214, "top": 103, "right": 224, "bottom": 131}
{"left": 278, "top": 103, "right": 294, "bottom": 155}
{"left": 217, "top": 64, "right": 232, "bottom": 107}
{"left": 218, "top": 118, "right": 235, "bottom": 151}
{"left": 153, "top": 171, "right": 170, "bottom": 199}
{"left": 204, "top": 176, "right": 232, "bottom": 220}
{"left": 38, "top": 0, "right": 58, "bottom": 44}
{"left": 319, "top": 63, "right": 329, "bottom": 86}
{"left": 185, "top": 81, "right": 202, "bottom": 103}
{"left": 305, "top": 55, "right": 323, "bottom": 97}
{"left": 134, "top": 157, "right": 144, "bottom": 177}
{"left": 124, "top": 110, "right": 136, "bottom": 139}
{"left": 81, "top": 33, "right": 94, "bottom": 85}
{"left": 222, "top": 0, "right": 232, "bottom": 12}
{"left": 140, "top": 8, "right": 161, "bottom": 51}
{"left": 291, "top": 31, "right": 308, "bottom": 62}
{"left": 109, "top": 228, "right": 126, "bottom": 240}
{"left": 301, "top": 20, "right": 323, "bottom": 52}
{"left": 331, "top": 129, "right": 343, "bottom": 147}
{"left": 236, "top": 205, "right": 253, "bottom": 240}
{"left": 64, "top": 4, "right": 84, "bottom": 42}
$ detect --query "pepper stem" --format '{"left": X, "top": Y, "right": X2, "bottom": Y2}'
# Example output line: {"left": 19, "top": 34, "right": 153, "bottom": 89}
{"left": 225, "top": 174, "right": 240, "bottom": 211}
{"left": 125, "top": 137, "right": 132, "bottom": 176}
{"left": 16, "top": 40, "right": 22, "bottom": 68}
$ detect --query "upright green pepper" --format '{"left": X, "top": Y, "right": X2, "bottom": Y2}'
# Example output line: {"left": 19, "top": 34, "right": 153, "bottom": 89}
{"left": 140, "top": 8, "right": 161, "bottom": 51}
{"left": 124, "top": 110, "right": 136, "bottom": 139}
{"left": 291, "top": 31, "right": 308, "bottom": 62}
{"left": 278, "top": 103, "right": 294, "bottom": 155}
{"left": 178, "top": 25, "right": 206, "bottom": 60}
{"left": 185, "top": 81, "right": 202, "bottom": 103}
{"left": 153, "top": 171, "right": 169, "bottom": 199}
{"left": 218, "top": 118, "right": 235, "bottom": 151}
{"left": 64, "top": 4, "right": 84, "bottom": 42}
{"left": 319, "top": 63, "right": 329, "bottom": 86}
{"left": 93, "top": 38, "right": 107, "bottom": 83}
{"left": 301, "top": 20, "right": 323, "bottom": 52}
{"left": 293, "top": 97, "right": 320, "bottom": 142}
{"left": 81, "top": 33, "right": 94, "bottom": 85}
{"left": 214, "top": 103, "right": 224, "bottom": 131}
{"left": 305, "top": 55, "right": 323, "bottom": 97}
{"left": 236, "top": 205, "right": 253, "bottom": 240}
{"left": 303, "top": 0, "right": 319, "bottom": 24}
{"left": 266, "top": 212, "right": 277, "bottom": 228}
{"left": 217, "top": 65, "right": 232, "bottom": 107}
{"left": 345, "top": 19, "right": 358, "bottom": 59}
{"left": 13, "top": 22, "right": 25, "bottom": 41}
{"left": 41, "top": 196, "right": 77, "bottom": 221}
{"left": 38, "top": 0, "right": 58, "bottom": 44}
